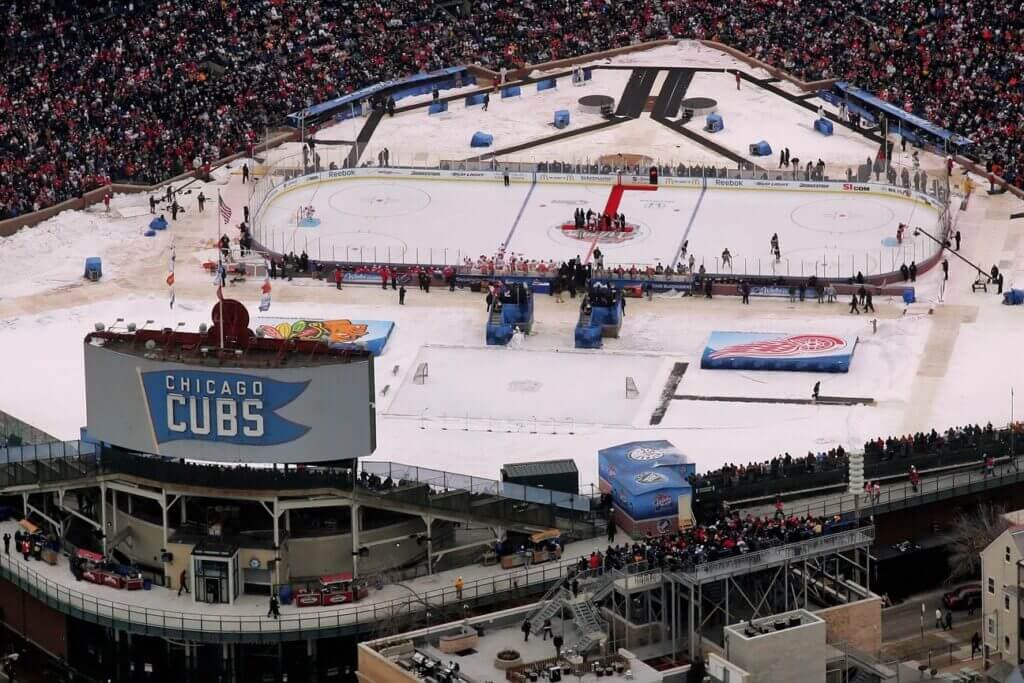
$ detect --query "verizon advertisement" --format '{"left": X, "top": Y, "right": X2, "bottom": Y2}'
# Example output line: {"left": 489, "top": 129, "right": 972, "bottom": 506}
{"left": 84, "top": 342, "right": 376, "bottom": 463}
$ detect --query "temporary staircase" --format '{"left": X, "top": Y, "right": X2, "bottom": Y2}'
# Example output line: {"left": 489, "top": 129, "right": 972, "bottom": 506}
{"left": 525, "top": 569, "right": 612, "bottom": 654}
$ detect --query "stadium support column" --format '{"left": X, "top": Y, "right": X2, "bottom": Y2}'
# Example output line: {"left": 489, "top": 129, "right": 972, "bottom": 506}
{"left": 351, "top": 503, "right": 361, "bottom": 578}
{"left": 422, "top": 514, "right": 433, "bottom": 575}
{"left": 306, "top": 639, "right": 317, "bottom": 683}
{"left": 100, "top": 482, "right": 108, "bottom": 556}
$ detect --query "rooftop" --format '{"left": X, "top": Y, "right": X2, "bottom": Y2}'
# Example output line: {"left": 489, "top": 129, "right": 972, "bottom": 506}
{"left": 725, "top": 608, "right": 823, "bottom": 641}
{"left": 84, "top": 326, "right": 369, "bottom": 369}
{"left": 364, "top": 605, "right": 666, "bottom": 683}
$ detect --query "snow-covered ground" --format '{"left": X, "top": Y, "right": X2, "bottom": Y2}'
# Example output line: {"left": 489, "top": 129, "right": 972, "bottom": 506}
{"left": 686, "top": 71, "right": 880, "bottom": 168}
{"left": 0, "top": 42, "right": 1015, "bottom": 490}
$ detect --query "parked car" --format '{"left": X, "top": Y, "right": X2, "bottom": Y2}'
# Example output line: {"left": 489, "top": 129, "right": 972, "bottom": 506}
{"left": 943, "top": 584, "right": 982, "bottom": 611}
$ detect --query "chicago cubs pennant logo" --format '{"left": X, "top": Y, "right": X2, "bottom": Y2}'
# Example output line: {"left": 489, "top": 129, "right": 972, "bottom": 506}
{"left": 142, "top": 370, "right": 311, "bottom": 446}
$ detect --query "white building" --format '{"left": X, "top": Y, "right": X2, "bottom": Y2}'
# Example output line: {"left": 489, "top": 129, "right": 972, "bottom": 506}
{"left": 981, "top": 516, "right": 1024, "bottom": 667}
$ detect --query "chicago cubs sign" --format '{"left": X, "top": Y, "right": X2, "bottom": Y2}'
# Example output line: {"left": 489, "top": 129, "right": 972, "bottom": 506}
{"left": 141, "top": 371, "right": 311, "bottom": 446}
{"left": 83, "top": 342, "right": 375, "bottom": 463}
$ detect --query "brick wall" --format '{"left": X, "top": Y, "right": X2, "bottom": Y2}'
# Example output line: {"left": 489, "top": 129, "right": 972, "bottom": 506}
{"left": 0, "top": 578, "right": 68, "bottom": 660}
{"left": 817, "top": 596, "right": 883, "bottom": 655}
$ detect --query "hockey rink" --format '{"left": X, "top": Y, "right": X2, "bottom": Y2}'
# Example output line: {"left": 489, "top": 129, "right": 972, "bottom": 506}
{"left": 257, "top": 177, "right": 938, "bottom": 273}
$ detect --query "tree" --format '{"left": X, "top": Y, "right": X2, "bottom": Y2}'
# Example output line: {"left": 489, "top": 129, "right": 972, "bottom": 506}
{"left": 947, "top": 503, "right": 1009, "bottom": 583}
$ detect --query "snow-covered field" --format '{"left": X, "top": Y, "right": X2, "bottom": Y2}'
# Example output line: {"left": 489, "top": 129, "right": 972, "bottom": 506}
{"left": 686, "top": 71, "right": 879, "bottom": 168}
{"left": 0, "top": 42, "right": 1013, "bottom": 489}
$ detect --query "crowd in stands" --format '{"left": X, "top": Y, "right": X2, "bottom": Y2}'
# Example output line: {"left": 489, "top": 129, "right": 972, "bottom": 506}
{"left": 579, "top": 511, "right": 859, "bottom": 572}
{"left": 1, "top": 0, "right": 1021, "bottom": 221}
{"left": 695, "top": 423, "right": 1009, "bottom": 492}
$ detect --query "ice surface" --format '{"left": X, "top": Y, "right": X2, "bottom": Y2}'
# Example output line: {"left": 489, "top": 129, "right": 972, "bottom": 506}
{"left": 259, "top": 176, "right": 938, "bottom": 274}
{"left": 385, "top": 346, "right": 673, "bottom": 426}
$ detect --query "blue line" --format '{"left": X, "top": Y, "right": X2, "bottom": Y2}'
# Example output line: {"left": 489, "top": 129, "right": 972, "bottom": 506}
{"left": 502, "top": 178, "right": 537, "bottom": 248}
{"left": 671, "top": 184, "right": 707, "bottom": 269}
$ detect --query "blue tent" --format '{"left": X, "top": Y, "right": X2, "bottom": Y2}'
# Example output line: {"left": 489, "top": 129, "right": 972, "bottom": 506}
{"left": 598, "top": 440, "right": 695, "bottom": 522}
{"left": 748, "top": 140, "right": 772, "bottom": 156}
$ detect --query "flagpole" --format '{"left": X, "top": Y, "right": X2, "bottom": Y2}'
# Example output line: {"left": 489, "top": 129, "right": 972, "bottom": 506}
{"left": 218, "top": 190, "right": 225, "bottom": 350}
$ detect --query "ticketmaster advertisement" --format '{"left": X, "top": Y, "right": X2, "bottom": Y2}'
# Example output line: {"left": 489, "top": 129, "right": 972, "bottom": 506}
{"left": 84, "top": 342, "right": 375, "bottom": 463}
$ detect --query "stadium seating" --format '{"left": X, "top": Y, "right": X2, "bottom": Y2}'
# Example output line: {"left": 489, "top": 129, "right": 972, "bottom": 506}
{"left": 1, "top": 0, "right": 1020, "bottom": 222}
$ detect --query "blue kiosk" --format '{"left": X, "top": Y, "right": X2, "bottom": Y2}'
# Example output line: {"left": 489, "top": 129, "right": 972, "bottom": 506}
{"left": 486, "top": 284, "right": 534, "bottom": 345}
{"left": 574, "top": 283, "right": 624, "bottom": 349}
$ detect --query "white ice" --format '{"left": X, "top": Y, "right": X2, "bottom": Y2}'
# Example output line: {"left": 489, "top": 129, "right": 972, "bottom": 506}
{"left": 260, "top": 176, "right": 938, "bottom": 274}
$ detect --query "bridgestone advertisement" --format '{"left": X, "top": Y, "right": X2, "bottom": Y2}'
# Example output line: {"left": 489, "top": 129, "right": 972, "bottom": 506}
{"left": 83, "top": 342, "right": 375, "bottom": 463}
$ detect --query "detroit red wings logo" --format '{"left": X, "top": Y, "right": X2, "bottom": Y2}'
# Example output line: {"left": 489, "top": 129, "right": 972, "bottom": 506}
{"left": 708, "top": 334, "right": 846, "bottom": 359}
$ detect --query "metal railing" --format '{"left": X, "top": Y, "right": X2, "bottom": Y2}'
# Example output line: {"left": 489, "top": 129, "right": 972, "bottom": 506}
{"left": 0, "top": 546, "right": 586, "bottom": 640}
{"left": 746, "top": 458, "right": 1024, "bottom": 519}
{"left": 361, "top": 461, "right": 595, "bottom": 512}
{"left": 712, "top": 434, "right": 1015, "bottom": 505}
{"left": 674, "top": 526, "right": 875, "bottom": 585}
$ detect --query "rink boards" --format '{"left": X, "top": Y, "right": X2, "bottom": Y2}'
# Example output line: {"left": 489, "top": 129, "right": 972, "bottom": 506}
{"left": 253, "top": 168, "right": 944, "bottom": 273}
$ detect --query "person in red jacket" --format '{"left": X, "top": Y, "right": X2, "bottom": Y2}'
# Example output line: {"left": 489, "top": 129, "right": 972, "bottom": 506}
{"left": 333, "top": 267, "right": 343, "bottom": 290}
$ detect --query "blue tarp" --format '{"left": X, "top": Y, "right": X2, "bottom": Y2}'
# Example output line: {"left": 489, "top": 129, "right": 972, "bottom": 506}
{"left": 1004, "top": 289, "right": 1024, "bottom": 306}
{"left": 834, "top": 82, "right": 973, "bottom": 148}
{"left": 574, "top": 325, "right": 602, "bottom": 349}
{"left": 598, "top": 440, "right": 695, "bottom": 521}
{"left": 701, "top": 331, "right": 858, "bottom": 373}
{"left": 470, "top": 131, "right": 493, "bottom": 147}
{"left": 149, "top": 216, "right": 168, "bottom": 231}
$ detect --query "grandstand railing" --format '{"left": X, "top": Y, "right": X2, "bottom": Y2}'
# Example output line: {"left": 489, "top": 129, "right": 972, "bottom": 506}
{"left": 738, "top": 454, "right": 1024, "bottom": 519}
{"left": 0, "top": 544, "right": 580, "bottom": 640}
{"left": 707, "top": 431, "right": 1016, "bottom": 503}
{"left": 672, "top": 526, "right": 875, "bottom": 585}
{"left": 0, "top": 444, "right": 590, "bottom": 535}
{"left": 0, "top": 518, "right": 873, "bottom": 640}
{"left": 248, "top": 146, "right": 951, "bottom": 282}
{"left": 361, "top": 461, "right": 595, "bottom": 512}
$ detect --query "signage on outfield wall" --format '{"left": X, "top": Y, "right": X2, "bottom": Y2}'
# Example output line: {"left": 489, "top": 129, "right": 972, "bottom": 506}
{"left": 83, "top": 342, "right": 375, "bottom": 463}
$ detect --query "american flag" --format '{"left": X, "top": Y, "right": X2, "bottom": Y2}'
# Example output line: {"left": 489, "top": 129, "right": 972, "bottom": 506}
{"left": 167, "top": 246, "right": 176, "bottom": 309}
{"left": 219, "top": 196, "right": 232, "bottom": 223}
{"left": 259, "top": 270, "right": 272, "bottom": 312}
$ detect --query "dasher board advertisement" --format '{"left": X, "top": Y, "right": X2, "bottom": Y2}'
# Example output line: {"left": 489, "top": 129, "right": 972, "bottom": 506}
{"left": 84, "top": 342, "right": 375, "bottom": 463}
